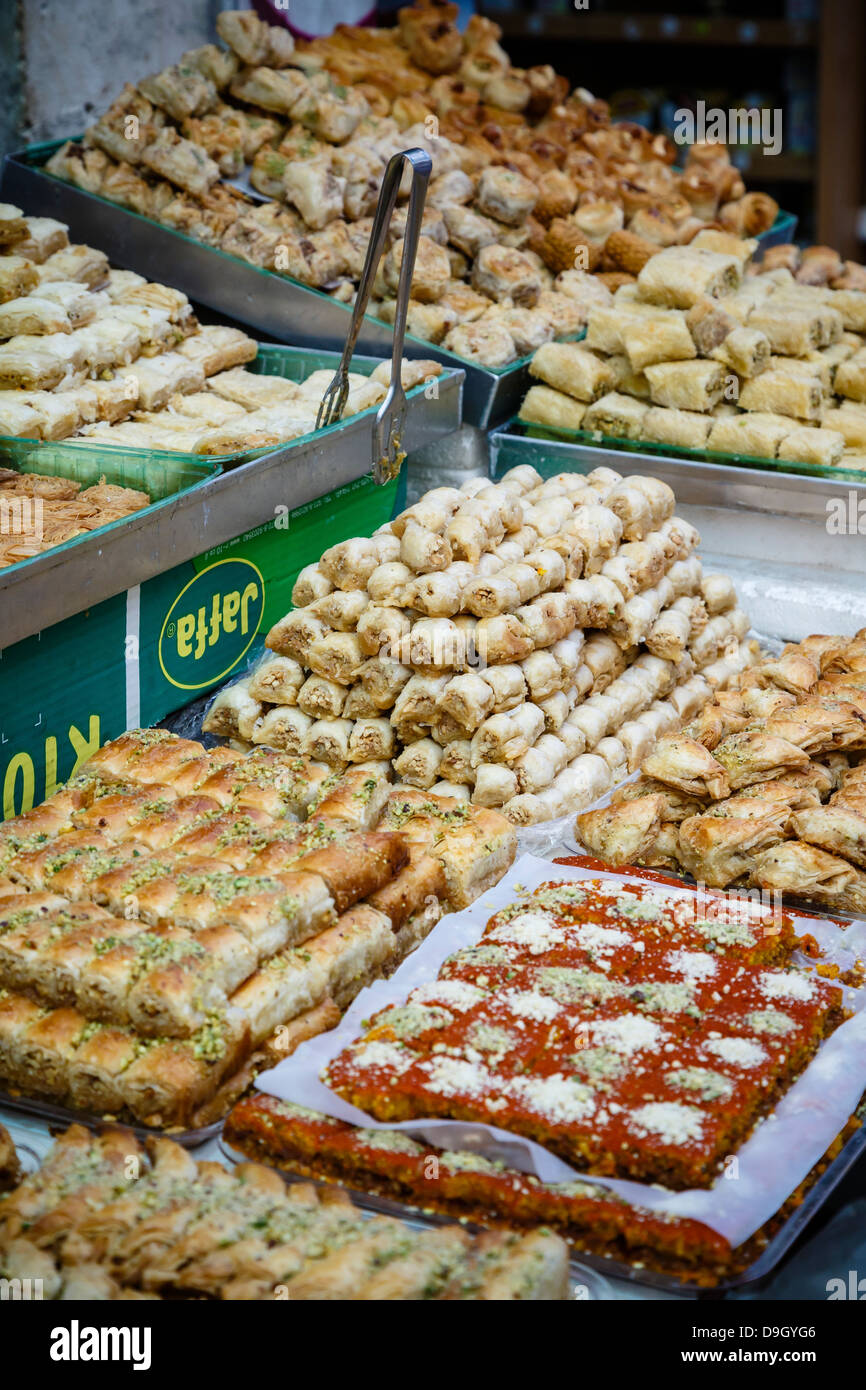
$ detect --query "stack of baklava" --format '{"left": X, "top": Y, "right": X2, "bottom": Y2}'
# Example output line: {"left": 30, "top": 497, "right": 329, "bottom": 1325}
{"left": 205, "top": 464, "right": 755, "bottom": 825}
{"left": 577, "top": 630, "right": 866, "bottom": 915}
{"left": 0, "top": 728, "right": 515, "bottom": 1126}
{"left": 522, "top": 230, "right": 866, "bottom": 473}
{"left": 0, "top": 1124, "right": 569, "bottom": 1299}
{"left": 0, "top": 201, "right": 250, "bottom": 447}
{"left": 0, "top": 200, "right": 430, "bottom": 455}
{"left": 42, "top": 6, "right": 780, "bottom": 366}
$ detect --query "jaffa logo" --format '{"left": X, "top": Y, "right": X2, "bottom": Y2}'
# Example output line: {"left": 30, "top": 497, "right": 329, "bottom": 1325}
{"left": 159, "top": 558, "right": 265, "bottom": 690}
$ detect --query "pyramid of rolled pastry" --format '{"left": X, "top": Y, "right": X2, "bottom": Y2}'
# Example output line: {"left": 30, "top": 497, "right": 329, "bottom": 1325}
{"left": 206, "top": 463, "right": 754, "bottom": 825}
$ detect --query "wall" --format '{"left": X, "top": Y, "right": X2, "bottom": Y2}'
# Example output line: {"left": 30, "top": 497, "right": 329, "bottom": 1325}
{"left": 0, "top": 0, "right": 228, "bottom": 157}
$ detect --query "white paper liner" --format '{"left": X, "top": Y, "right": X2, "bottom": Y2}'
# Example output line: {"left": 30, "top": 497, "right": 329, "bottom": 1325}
{"left": 256, "top": 853, "right": 866, "bottom": 1248}
{"left": 515, "top": 816, "right": 578, "bottom": 861}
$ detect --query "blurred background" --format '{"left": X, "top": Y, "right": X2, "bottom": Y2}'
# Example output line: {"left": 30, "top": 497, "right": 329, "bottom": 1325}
{"left": 1, "top": 0, "right": 863, "bottom": 256}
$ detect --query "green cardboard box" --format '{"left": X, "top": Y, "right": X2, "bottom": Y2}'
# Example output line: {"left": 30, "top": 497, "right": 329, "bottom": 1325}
{"left": 1, "top": 470, "right": 402, "bottom": 819}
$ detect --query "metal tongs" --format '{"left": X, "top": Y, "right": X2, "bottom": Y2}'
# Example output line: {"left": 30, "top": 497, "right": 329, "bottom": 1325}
{"left": 315, "top": 147, "right": 433, "bottom": 485}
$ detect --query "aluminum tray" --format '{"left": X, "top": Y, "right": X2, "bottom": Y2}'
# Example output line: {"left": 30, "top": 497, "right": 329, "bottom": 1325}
{"left": 4, "top": 144, "right": 525, "bottom": 430}
{"left": 0, "top": 1088, "right": 222, "bottom": 1149}
{"left": 217, "top": 1119, "right": 865, "bottom": 1298}
{"left": 0, "top": 1107, "right": 606, "bottom": 1297}
{"left": 0, "top": 345, "right": 462, "bottom": 649}
{"left": 217, "top": 1137, "right": 612, "bottom": 1299}
{"left": 1, "top": 143, "right": 797, "bottom": 429}
{"left": 751, "top": 208, "right": 798, "bottom": 255}
{"left": 507, "top": 416, "right": 866, "bottom": 487}
{"left": 489, "top": 427, "right": 866, "bottom": 643}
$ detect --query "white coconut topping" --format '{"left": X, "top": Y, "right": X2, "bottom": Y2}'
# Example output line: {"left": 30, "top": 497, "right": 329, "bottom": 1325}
{"left": 410, "top": 980, "right": 487, "bottom": 1012}
{"left": 501, "top": 990, "right": 562, "bottom": 1023}
{"left": 576, "top": 923, "right": 631, "bottom": 952}
{"left": 705, "top": 1035, "right": 767, "bottom": 1068}
{"left": 666, "top": 949, "right": 718, "bottom": 982}
{"left": 508, "top": 1073, "right": 596, "bottom": 1125}
{"left": 590, "top": 1013, "right": 665, "bottom": 1055}
{"left": 352, "top": 1042, "right": 412, "bottom": 1072}
{"left": 489, "top": 911, "right": 564, "bottom": 954}
{"left": 423, "top": 1055, "right": 493, "bottom": 1098}
{"left": 759, "top": 970, "right": 815, "bottom": 1003}
{"left": 629, "top": 1101, "right": 704, "bottom": 1145}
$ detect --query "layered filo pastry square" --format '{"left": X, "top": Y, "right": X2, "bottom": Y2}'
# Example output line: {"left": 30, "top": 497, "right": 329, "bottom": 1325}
{"left": 576, "top": 629, "right": 866, "bottom": 916}
{"left": 0, "top": 728, "right": 516, "bottom": 1127}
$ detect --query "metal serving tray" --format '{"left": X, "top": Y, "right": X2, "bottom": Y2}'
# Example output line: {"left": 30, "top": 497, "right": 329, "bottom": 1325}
{"left": 752, "top": 208, "right": 798, "bottom": 256}
{"left": 217, "top": 1120, "right": 865, "bottom": 1298}
{"left": 587, "top": 1116, "right": 866, "bottom": 1297}
{"left": 0, "top": 1088, "right": 223, "bottom": 1149}
{"left": 0, "top": 345, "right": 462, "bottom": 649}
{"left": 4, "top": 144, "right": 524, "bottom": 430}
{"left": 489, "top": 427, "right": 866, "bottom": 643}
{"left": 1, "top": 143, "right": 797, "bottom": 429}
{"left": 506, "top": 416, "right": 866, "bottom": 488}
{"left": 0, "top": 1107, "right": 606, "bottom": 1296}
{"left": 217, "top": 1136, "right": 612, "bottom": 1299}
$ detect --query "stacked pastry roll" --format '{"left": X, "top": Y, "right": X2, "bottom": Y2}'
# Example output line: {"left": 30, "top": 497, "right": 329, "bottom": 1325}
{"left": 0, "top": 728, "right": 515, "bottom": 1126}
{"left": 577, "top": 629, "right": 866, "bottom": 916}
{"left": 522, "top": 230, "right": 866, "bottom": 475}
{"left": 0, "top": 1124, "right": 569, "bottom": 1300}
{"left": 206, "top": 463, "right": 754, "bottom": 825}
{"left": 0, "top": 203, "right": 432, "bottom": 458}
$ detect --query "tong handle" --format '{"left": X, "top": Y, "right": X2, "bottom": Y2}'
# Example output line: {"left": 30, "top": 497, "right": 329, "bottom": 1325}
{"left": 327, "top": 148, "right": 424, "bottom": 383}
{"left": 373, "top": 148, "right": 432, "bottom": 483}
{"left": 314, "top": 148, "right": 428, "bottom": 483}
{"left": 314, "top": 148, "right": 433, "bottom": 480}
{"left": 382, "top": 147, "right": 432, "bottom": 385}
